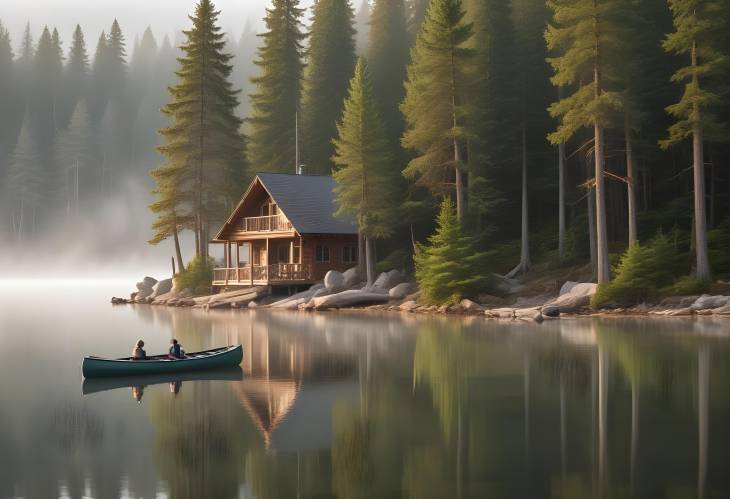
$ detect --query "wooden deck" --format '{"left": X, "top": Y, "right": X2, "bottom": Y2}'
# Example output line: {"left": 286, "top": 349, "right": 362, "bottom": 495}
{"left": 213, "top": 263, "right": 314, "bottom": 286}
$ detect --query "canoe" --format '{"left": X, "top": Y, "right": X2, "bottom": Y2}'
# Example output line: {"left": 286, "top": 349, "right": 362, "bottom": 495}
{"left": 82, "top": 345, "right": 243, "bottom": 378}
{"left": 82, "top": 366, "right": 243, "bottom": 395}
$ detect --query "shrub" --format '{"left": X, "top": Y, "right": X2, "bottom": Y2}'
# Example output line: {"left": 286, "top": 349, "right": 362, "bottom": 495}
{"left": 665, "top": 276, "right": 710, "bottom": 296}
{"left": 592, "top": 232, "right": 687, "bottom": 307}
{"left": 377, "top": 248, "right": 411, "bottom": 273}
{"left": 175, "top": 255, "right": 214, "bottom": 295}
{"left": 414, "top": 198, "right": 493, "bottom": 305}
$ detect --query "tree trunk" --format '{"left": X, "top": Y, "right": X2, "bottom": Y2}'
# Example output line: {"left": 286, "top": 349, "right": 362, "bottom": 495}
{"left": 357, "top": 230, "right": 366, "bottom": 277}
{"left": 519, "top": 122, "right": 530, "bottom": 273}
{"left": 594, "top": 124, "right": 611, "bottom": 283}
{"left": 454, "top": 138, "right": 464, "bottom": 223}
{"left": 692, "top": 121, "right": 711, "bottom": 280}
{"left": 173, "top": 228, "right": 185, "bottom": 274}
{"left": 365, "top": 237, "right": 376, "bottom": 286}
{"left": 588, "top": 186, "right": 597, "bottom": 278}
{"left": 558, "top": 139, "right": 566, "bottom": 260}
{"left": 625, "top": 124, "right": 637, "bottom": 247}
{"left": 709, "top": 154, "right": 715, "bottom": 229}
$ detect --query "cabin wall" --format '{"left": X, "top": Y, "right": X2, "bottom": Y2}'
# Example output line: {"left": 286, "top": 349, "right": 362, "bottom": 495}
{"left": 301, "top": 235, "right": 359, "bottom": 280}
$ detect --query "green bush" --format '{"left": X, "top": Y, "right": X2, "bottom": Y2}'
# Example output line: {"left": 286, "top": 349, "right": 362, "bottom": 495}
{"left": 175, "top": 255, "right": 214, "bottom": 295}
{"left": 665, "top": 275, "right": 710, "bottom": 296}
{"left": 592, "top": 232, "right": 687, "bottom": 307}
{"left": 415, "top": 198, "right": 493, "bottom": 305}
{"left": 377, "top": 248, "right": 411, "bottom": 273}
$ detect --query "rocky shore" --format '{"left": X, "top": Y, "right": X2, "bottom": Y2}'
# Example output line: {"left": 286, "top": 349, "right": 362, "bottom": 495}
{"left": 111, "top": 270, "right": 730, "bottom": 321}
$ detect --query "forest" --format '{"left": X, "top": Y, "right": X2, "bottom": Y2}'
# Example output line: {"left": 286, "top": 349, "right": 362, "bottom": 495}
{"left": 1, "top": 0, "right": 729, "bottom": 302}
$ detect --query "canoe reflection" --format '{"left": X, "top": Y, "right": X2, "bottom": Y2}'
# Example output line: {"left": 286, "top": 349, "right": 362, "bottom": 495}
{"left": 81, "top": 366, "right": 244, "bottom": 397}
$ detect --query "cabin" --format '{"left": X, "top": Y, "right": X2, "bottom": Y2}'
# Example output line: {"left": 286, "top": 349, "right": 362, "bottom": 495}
{"left": 211, "top": 173, "right": 358, "bottom": 289}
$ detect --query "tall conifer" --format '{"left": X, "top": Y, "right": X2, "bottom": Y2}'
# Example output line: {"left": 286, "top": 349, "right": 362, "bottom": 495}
{"left": 154, "top": 0, "right": 247, "bottom": 259}
{"left": 302, "top": 0, "right": 356, "bottom": 174}
{"left": 7, "top": 112, "right": 43, "bottom": 239}
{"left": 401, "top": 0, "right": 474, "bottom": 222}
{"left": 248, "top": 0, "right": 305, "bottom": 172}
{"left": 660, "top": 0, "right": 729, "bottom": 281}
{"left": 332, "top": 58, "right": 396, "bottom": 284}
{"left": 546, "top": 0, "right": 623, "bottom": 283}
{"left": 64, "top": 25, "right": 89, "bottom": 126}
{"left": 55, "top": 100, "right": 93, "bottom": 218}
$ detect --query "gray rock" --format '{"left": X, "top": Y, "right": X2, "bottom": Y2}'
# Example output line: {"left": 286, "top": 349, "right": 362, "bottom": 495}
{"left": 312, "top": 289, "right": 390, "bottom": 310}
{"left": 389, "top": 282, "right": 416, "bottom": 299}
{"left": 691, "top": 294, "right": 729, "bottom": 310}
{"left": 711, "top": 304, "right": 730, "bottom": 315}
{"left": 515, "top": 307, "right": 544, "bottom": 322}
{"left": 372, "top": 269, "right": 404, "bottom": 291}
{"left": 342, "top": 267, "right": 361, "bottom": 288}
{"left": 142, "top": 276, "right": 158, "bottom": 287}
{"left": 542, "top": 282, "right": 597, "bottom": 316}
{"left": 136, "top": 281, "right": 153, "bottom": 292}
{"left": 459, "top": 299, "right": 484, "bottom": 313}
{"left": 324, "top": 270, "right": 346, "bottom": 292}
{"left": 668, "top": 307, "right": 694, "bottom": 316}
{"left": 151, "top": 278, "right": 173, "bottom": 298}
{"left": 136, "top": 287, "right": 154, "bottom": 300}
{"left": 399, "top": 300, "right": 419, "bottom": 311}
{"left": 485, "top": 308, "right": 515, "bottom": 319}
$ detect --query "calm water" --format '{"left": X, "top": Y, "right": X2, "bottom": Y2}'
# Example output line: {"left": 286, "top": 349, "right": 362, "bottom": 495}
{"left": 1, "top": 281, "right": 729, "bottom": 499}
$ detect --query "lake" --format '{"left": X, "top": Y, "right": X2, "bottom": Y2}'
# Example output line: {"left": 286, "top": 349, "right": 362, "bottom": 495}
{"left": 0, "top": 281, "right": 728, "bottom": 499}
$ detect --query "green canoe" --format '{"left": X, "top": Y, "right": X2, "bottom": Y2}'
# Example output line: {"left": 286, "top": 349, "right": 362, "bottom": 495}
{"left": 81, "top": 366, "right": 243, "bottom": 394}
{"left": 82, "top": 345, "right": 243, "bottom": 378}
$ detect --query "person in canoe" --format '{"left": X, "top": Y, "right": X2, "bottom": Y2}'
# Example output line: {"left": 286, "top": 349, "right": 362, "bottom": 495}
{"left": 132, "top": 340, "right": 146, "bottom": 360}
{"left": 168, "top": 338, "right": 185, "bottom": 359}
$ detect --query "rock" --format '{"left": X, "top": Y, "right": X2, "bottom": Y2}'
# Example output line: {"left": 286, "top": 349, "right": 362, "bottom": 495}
{"left": 459, "top": 299, "right": 484, "bottom": 313}
{"left": 324, "top": 270, "right": 346, "bottom": 292}
{"left": 248, "top": 301, "right": 258, "bottom": 308}
{"left": 389, "top": 282, "right": 416, "bottom": 300}
{"left": 542, "top": 282, "right": 597, "bottom": 316}
{"left": 311, "top": 289, "right": 390, "bottom": 310}
{"left": 177, "top": 288, "right": 193, "bottom": 298}
{"left": 493, "top": 274, "right": 525, "bottom": 294}
{"left": 372, "top": 269, "right": 404, "bottom": 291}
{"left": 151, "top": 278, "right": 173, "bottom": 298}
{"left": 342, "top": 267, "right": 360, "bottom": 288}
{"left": 437, "top": 304, "right": 450, "bottom": 313}
{"left": 130, "top": 291, "right": 138, "bottom": 301}
{"left": 514, "top": 307, "right": 544, "bottom": 322}
{"left": 691, "top": 294, "right": 729, "bottom": 310}
{"left": 711, "top": 304, "right": 730, "bottom": 315}
{"left": 142, "top": 276, "right": 158, "bottom": 287}
{"left": 399, "top": 300, "right": 419, "bottom": 311}
{"left": 559, "top": 281, "right": 579, "bottom": 295}
{"left": 485, "top": 307, "right": 515, "bottom": 319}
{"left": 668, "top": 307, "right": 694, "bottom": 316}
{"left": 111, "top": 297, "right": 127, "bottom": 304}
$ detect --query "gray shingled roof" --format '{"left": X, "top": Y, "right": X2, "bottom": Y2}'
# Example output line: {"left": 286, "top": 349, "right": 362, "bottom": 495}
{"left": 257, "top": 173, "right": 357, "bottom": 234}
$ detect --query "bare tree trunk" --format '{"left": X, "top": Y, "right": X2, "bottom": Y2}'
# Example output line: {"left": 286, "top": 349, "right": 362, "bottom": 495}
{"left": 520, "top": 121, "right": 530, "bottom": 272}
{"left": 588, "top": 187, "right": 597, "bottom": 278}
{"left": 625, "top": 124, "right": 637, "bottom": 247}
{"left": 692, "top": 123, "right": 711, "bottom": 280}
{"left": 558, "top": 139, "right": 566, "bottom": 260}
{"left": 365, "top": 237, "right": 376, "bottom": 286}
{"left": 594, "top": 124, "right": 611, "bottom": 283}
{"left": 357, "top": 230, "right": 366, "bottom": 277}
{"left": 709, "top": 154, "right": 715, "bottom": 229}
{"left": 173, "top": 227, "right": 184, "bottom": 274}
{"left": 194, "top": 216, "right": 201, "bottom": 258}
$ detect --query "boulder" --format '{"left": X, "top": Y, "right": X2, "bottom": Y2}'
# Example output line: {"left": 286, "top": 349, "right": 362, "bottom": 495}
{"left": 691, "top": 294, "right": 729, "bottom": 310}
{"left": 324, "top": 270, "right": 346, "bottom": 293}
{"left": 711, "top": 304, "right": 730, "bottom": 315}
{"left": 459, "top": 299, "right": 484, "bottom": 313}
{"left": 372, "top": 269, "right": 404, "bottom": 291}
{"left": 142, "top": 276, "right": 158, "bottom": 288}
{"left": 151, "top": 278, "right": 173, "bottom": 298}
{"left": 311, "top": 289, "right": 390, "bottom": 310}
{"left": 668, "top": 307, "right": 694, "bottom": 316}
{"left": 542, "top": 282, "right": 597, "bottom": 316}
{"left": 514, "top": 307, "right": 544, "bottom": 322}
{"left": 342, "top": 267, "right": 361, "bottom": 288}
{"left": 485, "top": 308, "right": 516, "bottom": 319}
{"left": 111, "top": 297, "right": 127, "bottom": 304}
{"left": 399, "top": 300, "right": 419, "bottom": 311}
{"left": 389, "top": 282, "right": 416, "bottom": 300}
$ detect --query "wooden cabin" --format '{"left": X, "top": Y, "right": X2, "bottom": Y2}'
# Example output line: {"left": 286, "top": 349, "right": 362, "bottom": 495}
{"left": 211, "top": 173, "right": 358, "bottom": 289}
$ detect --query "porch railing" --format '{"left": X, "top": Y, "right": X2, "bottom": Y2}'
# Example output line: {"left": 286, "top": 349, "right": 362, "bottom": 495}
{"left": 235, "top": 214, "right": 292, "bottom": 233}
{"left": 213, "top": 263, "right": 312, "bottom": 284}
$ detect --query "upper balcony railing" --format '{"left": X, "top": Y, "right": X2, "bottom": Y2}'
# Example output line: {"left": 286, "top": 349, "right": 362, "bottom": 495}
{"left": 235, "top": 214, "right": 292, "bottom": 233}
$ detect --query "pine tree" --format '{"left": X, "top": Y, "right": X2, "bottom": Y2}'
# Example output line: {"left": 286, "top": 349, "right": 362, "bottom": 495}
{"left": 155, "top": 0, "right": 247, "bottom": 259}
{"left": 354, "top": 0, "right": 371, "bottom": 55}
{"left": 0, "top": 21, "right": 15, "bottom": 165}
{"left": 248, "top": 0, "right": 305, "bottom": 172}
{"left": 401, "top": 0, "right": 474, "bottom": 222}
{"left": 232, "top": 21, "right": 258, "bottom": 120}
{"left": 414, "top": 197, "right": 489, "bottom": 304}
{"left": 545, "top": 0, "right": 623, "bottom": 283}
{"left": 64, "top": 25, "right": 90, "bottom": 126}
{"left": 89, "top": 30, "right": 109, "bottom": 122}
{"left": 107, "top": 19, "right": 128, "bottom": 99}
{"left": 16, "top": 23, "right": 34, "bottom": 103}
{"left": 6, "top": 111, "right": 43, "bottom": 240}
{"left": 332, "top": 58, "right": 396, "bottom": 284}
{"left": 368, "top": 0, "right": 410, "bottom": 139}
{"left": 55, "top": 100, "right": 93, "bottom": 219}
{"left": 302, "top": 0, "right": 356, "bottom": 174}
{"left": 149, "top": 162, "right": 192, "bottom": 274}
{"left": 660, "top": 0, "right": 729, "bottom": 281}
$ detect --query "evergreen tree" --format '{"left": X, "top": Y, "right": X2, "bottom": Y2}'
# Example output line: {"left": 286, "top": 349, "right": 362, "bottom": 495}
{"left": 660, "top": 0, "right": 729, "bottom": 281}
{"left": 149, "top": 162, "right": 192, "bottom": 274}
{"left": 107, "top": 19, "right": 128, "bottom": 99}
{"left": 414, "top": 197, "right": 489, "bottom": 304}
{"left": 16, "top": 23, "right": 34, "bottom": 103}
{"left": 545, "top": 0, "right": 623, "bottom": 283}
{"left": 64, "top": 25, "right": 90, "bottom": 126}
{"left": 368, "top": 0, "right": 410, "bottom": 139}
{"left": 231, "top": 21, "right": 258, "bottom": 120}
{"left": 154, "top": 0, "right": 247, "bottom": 259}
{"left": 332, "top": 58, "right": 396, "bottom": 284}
{"left": 6, "top": 111, "right": 43, "bottom": 240}
{"left": 0, "top": 21, "right": 15, "bottom": 167}
{"left": 248, "top": 0, "right": 305, "bottom": 172}
{"left": 354, "top": 0, "right": 371, "bottom": 55}
{"left": 55, "top": 100, "right": 93, "bottom": 219}
{"left": 88, "top": 31, "right": 108, "bottom": 122}
{"left": 401, "top": 0, "right": 474, "bottom": 222}
{"left": 302, "top": 0, "right": 356, "bottom": 174}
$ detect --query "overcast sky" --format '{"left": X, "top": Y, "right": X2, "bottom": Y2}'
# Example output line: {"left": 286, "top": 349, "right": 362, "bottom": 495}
{"left": 0, "top": 0, "right": 312, "bottom": 54}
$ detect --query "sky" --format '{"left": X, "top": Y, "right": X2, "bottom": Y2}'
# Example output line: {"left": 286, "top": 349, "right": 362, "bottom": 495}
{"left": 0, "top": 0, "right": 289, "bottom": 52}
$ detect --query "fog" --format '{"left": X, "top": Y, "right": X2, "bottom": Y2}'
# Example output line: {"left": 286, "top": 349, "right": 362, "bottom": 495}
{"left": 0, "top": 0, "right": 319, "bottom": 280}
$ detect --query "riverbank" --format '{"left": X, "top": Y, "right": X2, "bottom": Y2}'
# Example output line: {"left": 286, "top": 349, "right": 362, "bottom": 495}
{"left": 111, "top": 268, "right": 730, "bottom": 322}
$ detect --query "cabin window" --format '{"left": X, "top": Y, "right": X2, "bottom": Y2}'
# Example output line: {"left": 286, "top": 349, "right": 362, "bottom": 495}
{"left": 342, "top": 246, "right": 358, "bottom": 264}
{"left": 277, "top": 245, "right": 289, "bottom": 263}
{"left": 259, "top": 200, "right": 278, "bottom": 216}
{"left": 315, "top": 244, "right": 330, "bottom": 263}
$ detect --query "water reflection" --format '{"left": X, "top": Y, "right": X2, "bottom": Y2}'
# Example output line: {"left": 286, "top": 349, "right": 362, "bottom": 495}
{"left": 2, "top": 283, "right": 730, "bottom": 499}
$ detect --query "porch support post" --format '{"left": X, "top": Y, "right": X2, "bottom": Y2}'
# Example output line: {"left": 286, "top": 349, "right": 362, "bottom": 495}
{"left": 250, "top": 241, "right": 254, "bottom": 286}
{"left": 235, "top": 242, "right": 240, "bottom": 282}
{"left": 290, "top": 240, "right": 294, "bottom": 264}
{"left": 265, "top": 237, "right": 269, "bottom": 282}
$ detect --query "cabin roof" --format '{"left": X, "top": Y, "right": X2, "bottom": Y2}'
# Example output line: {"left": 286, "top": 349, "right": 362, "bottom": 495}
{"left": 214, "top": 173, "right": 357, "bottom": 239}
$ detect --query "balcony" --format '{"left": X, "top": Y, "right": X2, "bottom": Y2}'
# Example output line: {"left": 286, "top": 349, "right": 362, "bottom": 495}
{"left": 213, "top": 263, "right": 313, "bottom": 286}
{"left": 235, "top": 214, "right": 293, "bottom": 233}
